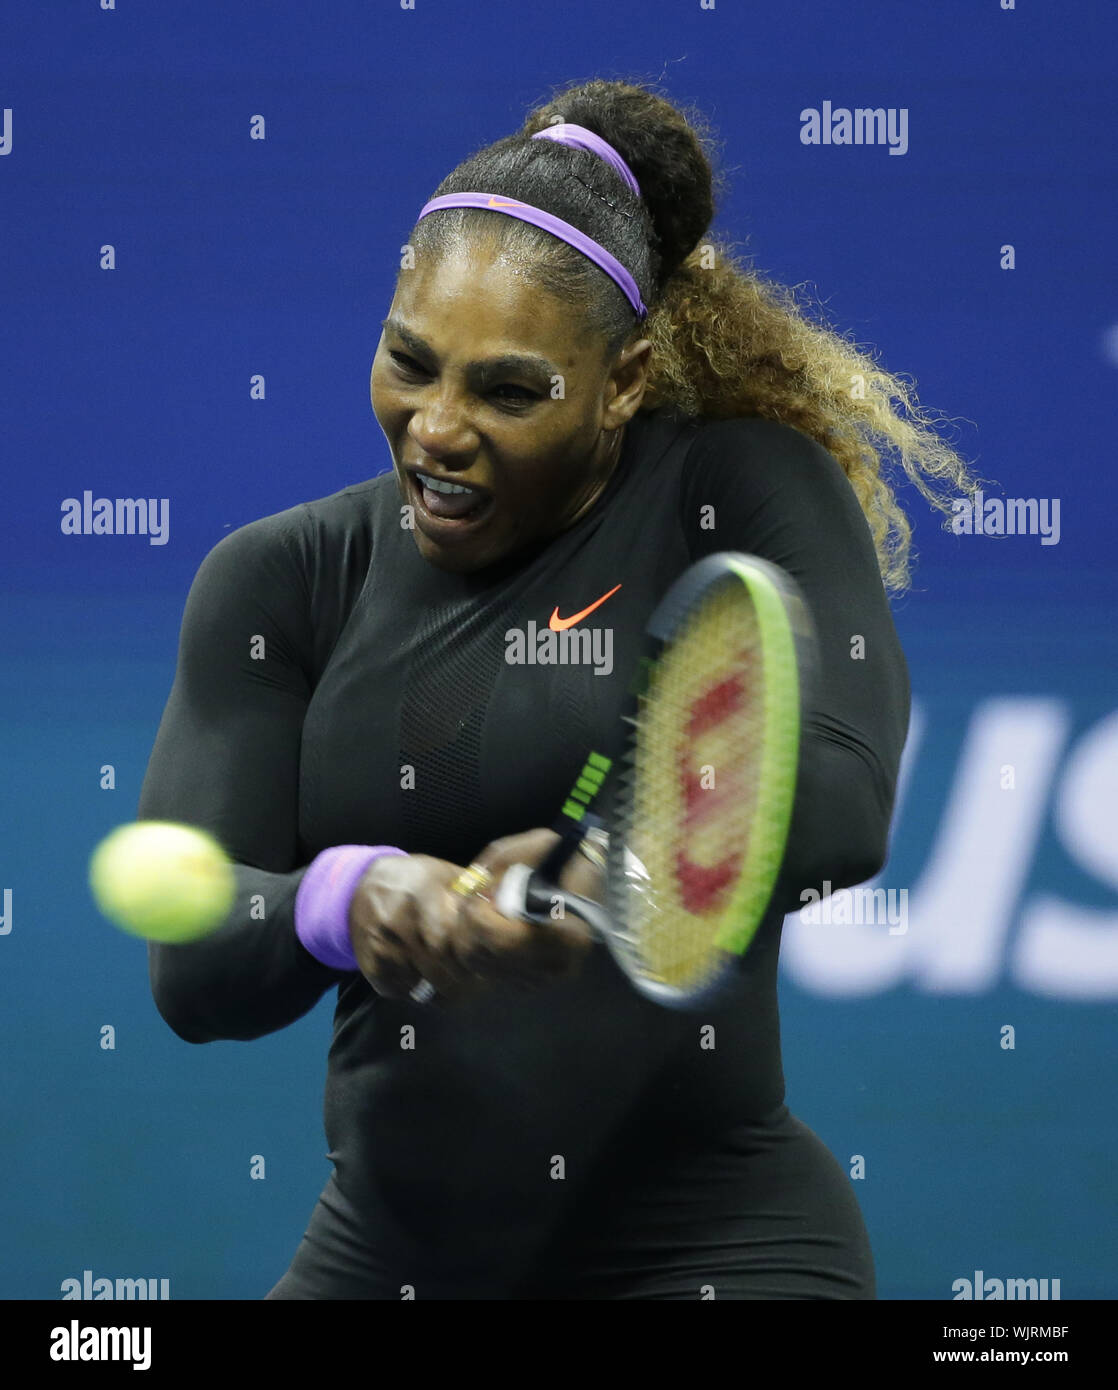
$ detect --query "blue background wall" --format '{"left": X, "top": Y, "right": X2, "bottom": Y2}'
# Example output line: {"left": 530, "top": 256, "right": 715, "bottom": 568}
{"left": 2, "top": 1, "right": 1115, "bottom": 1300}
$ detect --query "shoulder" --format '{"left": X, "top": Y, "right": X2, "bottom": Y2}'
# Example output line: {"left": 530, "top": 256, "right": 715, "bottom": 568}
{"left": 674, "top": 414, "right": 879, "bottom": 573}
{"left": 179, "top": 473, "right": 396, "bottom": 669}
{"left": 197, "top": 473, "right": 393, "bottom": 582}
{"left": 685, "top": 415, "right": 847, "bottom": 488}
{"left": 679, "top": 414, "right": 862, "bottom": 522}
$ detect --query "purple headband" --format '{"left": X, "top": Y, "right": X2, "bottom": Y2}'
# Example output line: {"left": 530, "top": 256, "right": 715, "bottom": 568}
{"left": 531, "top": 122, "right": 641, "bottom": 196}
{"left": 416, "top": 123, "right": 647, "bottom": 320}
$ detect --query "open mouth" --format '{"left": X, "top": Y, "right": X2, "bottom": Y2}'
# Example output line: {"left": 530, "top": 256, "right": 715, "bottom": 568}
{"left": 406, "top": 467, "right": 494, "bottom": 530}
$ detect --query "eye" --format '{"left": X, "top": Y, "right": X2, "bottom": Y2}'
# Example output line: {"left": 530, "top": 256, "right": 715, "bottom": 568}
{"left": 388, "top": 352, "right": 539, "bottom": 408}
{"left": 388, "top": 350, "right": 427, "bottom": 378}
{"left": 491, "top": 384, "right": 539, "bottom": 406}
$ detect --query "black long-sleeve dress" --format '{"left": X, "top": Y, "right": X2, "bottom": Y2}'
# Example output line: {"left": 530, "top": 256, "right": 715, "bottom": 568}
{"left": 139, "top": 406, "right": 910, "bottom": 1299}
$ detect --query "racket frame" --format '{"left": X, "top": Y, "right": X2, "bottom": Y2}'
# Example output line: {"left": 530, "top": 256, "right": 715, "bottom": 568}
{"left": 596, "top": 551, "right": 815, "bottom": 1009}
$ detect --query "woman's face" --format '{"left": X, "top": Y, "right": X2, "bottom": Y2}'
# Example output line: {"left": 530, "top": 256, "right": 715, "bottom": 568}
{"left": 370, "top": 241, "right": 651, "bottom": 573}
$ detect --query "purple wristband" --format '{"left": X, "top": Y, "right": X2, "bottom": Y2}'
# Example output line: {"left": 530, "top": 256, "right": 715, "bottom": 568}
{"left": 295, "top": 845, "right": 408, "bottom": 971}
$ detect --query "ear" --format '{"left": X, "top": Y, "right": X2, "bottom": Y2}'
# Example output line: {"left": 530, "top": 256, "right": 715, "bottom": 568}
{"left": 602, "top": 337, "right": 653, "bottom": 428}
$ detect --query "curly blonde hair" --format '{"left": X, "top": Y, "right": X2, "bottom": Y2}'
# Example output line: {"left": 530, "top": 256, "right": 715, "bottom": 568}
{"left": 412, "top": 76, "right": 981, "bottom": 594}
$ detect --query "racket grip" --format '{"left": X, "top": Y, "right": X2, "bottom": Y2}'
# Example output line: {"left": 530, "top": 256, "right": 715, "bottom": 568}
{"left": 537, "top": 810, "right": 603, "bottom": 883}
{"left": 407, "top": 865, "right": 560, "bottom": 1004}
{"left": 496, "top": 859, "right": 615, "bottom": 940}
{"left": 494, "top": 861, "right": 532, "bottom": 918}
{"left": 409, "top": 819, "right": 604, "bottom": 1005}
{"left": 408, "top": 864, "right": 558, "bottom": 1002}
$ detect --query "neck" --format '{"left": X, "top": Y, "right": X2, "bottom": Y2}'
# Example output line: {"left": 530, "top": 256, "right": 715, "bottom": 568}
{"left": 560, "top": 426, "right": 626, "bottom": 532}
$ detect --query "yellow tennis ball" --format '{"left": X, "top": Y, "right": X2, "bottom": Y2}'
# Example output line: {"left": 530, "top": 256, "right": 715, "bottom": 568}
{"left": 89, "top": 821, "right": 236, "bottom": 943}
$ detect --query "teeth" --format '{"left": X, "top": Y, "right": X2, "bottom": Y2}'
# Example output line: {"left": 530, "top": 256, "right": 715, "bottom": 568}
{"left": 418, "top": 472, "right": 476, "bottom": 496}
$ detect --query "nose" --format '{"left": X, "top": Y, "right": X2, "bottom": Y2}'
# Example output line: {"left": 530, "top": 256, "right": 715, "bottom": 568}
{"left": 406, "top": 391, "right": 478, "bottom": 461}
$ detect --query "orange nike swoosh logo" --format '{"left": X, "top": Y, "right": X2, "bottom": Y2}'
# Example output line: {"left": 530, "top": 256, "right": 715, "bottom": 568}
{"left": 488, "top": 196, "right": 521, "bottom": 208}
{"left": 549, "top": 583, "right": 622, "bottom": 631}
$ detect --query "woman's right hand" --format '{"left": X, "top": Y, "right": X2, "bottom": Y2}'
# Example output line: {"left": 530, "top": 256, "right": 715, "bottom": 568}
{"left": 347, "top": 845, "right": 596, "bottom": 1006}
{"left": 347, "top": 854, "right": 486, "bottom": 1005}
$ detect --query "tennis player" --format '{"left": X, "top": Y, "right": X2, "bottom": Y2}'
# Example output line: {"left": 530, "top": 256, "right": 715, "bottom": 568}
{"left": 140, "top": 78, "right": 975, "bottom": 1299}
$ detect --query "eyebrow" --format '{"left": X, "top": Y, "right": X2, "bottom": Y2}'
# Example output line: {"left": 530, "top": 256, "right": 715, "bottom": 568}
{"left": 380, "top": 317, "right": 558, "bottom": 384}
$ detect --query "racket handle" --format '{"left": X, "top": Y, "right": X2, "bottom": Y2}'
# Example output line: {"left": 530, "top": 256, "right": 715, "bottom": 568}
{"left": 408, "top": 843, "right": 612, "bottom": 1005}
{"left": 409, "top": 786, "right": 607, "bottom": 1004}
{"left": 408, "top": 846, "right": 585, "bottom": 1005}
{"left": 496, "top": 859, "right": 616, "bottom": 939}
{"left": 537, "top": 809, "right": 603, "bottom": 883}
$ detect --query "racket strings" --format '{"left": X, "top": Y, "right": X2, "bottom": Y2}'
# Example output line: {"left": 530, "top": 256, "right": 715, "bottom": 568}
{"left": 611, "top": 583, "right": 767, "bottom": 991}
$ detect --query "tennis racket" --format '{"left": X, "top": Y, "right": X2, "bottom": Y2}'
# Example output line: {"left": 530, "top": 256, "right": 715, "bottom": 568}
{"left": 413, "top": 550, "right": 816, "bottom": 1010}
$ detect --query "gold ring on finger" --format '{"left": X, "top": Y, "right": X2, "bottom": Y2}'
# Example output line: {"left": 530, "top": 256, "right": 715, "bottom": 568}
{"left": 450, "top": 863, "right": 494, "bottom": 898}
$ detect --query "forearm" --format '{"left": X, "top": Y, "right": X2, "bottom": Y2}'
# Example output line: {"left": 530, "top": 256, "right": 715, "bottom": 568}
{"left": 770, "top": 722, "right": 897, "bottom": 915}
{"left": 147, "top": 860, "right": 344, "bottom": 1043}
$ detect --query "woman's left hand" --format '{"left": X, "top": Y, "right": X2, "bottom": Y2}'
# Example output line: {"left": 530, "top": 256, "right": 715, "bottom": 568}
{"left": 476, "top": 827, "right": 605, "bottom": 906}
{"left": 452, "top": 828, "right": 602, "bottom": 990}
